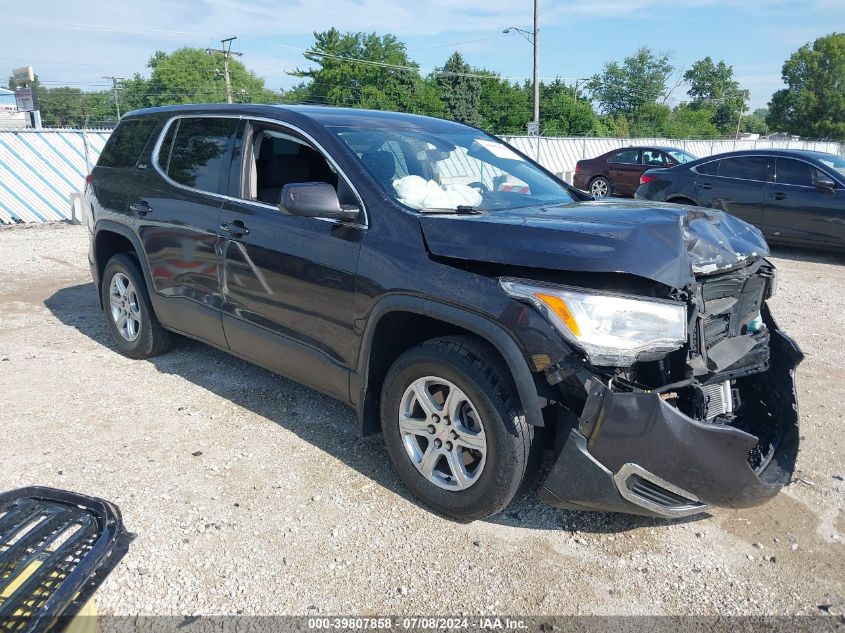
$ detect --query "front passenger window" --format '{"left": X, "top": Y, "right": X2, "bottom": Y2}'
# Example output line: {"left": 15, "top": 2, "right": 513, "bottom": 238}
{"left": 247, "top": 129, "right": 348, "bottom": 206}
{"left": 776, "top": 159, "right": 815, "bottom": 187}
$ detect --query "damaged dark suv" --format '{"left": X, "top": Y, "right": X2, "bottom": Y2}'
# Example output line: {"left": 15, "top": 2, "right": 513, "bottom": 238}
{"left": 86, "top": 104, "right": 803, "bottom": 521}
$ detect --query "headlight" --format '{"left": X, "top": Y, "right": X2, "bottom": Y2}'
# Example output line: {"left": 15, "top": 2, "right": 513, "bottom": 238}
{"left": 500, "top": 278, "right": 687, "bottom": 367}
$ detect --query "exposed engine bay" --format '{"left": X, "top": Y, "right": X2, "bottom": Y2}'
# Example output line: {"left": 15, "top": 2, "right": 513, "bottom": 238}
{"left": 538, "top": 256, "right": 802, "bottom": 516}
{"left": 610, "top": 258, "right": 781, "bottom": 472}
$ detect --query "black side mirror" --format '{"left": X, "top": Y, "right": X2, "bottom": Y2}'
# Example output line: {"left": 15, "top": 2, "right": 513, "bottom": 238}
{"left": 279, "top": 182, "right": 360, "bottom": 222}
{"left": 813, "top": 176, "right": 836, "bottom": 192}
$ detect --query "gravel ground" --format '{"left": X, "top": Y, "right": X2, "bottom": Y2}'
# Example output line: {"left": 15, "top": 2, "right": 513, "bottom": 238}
{"left": 0, "top": 222, "right": 843, "bottom": 617}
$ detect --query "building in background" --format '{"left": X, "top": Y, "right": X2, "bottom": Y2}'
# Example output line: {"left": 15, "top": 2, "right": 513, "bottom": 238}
{"left": 0, "top": 88, "right": 27, "bottom": 128}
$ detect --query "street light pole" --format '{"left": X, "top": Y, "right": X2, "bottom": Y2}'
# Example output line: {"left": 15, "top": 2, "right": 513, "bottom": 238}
{"left": 503, "top": 1, "right": 540, "bottom": 133}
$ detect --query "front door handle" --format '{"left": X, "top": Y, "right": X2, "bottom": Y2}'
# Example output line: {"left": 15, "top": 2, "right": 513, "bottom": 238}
{"left": 768, "top": 192, "right": 787, "bottom": 200}
{"left": 129, "top": 200, "right": 152, "bottom": 216}
{"left": 220, "top": 219, "right": 250, "bottom": 237}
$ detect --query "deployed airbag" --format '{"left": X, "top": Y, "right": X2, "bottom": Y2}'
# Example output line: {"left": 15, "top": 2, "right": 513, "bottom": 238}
{"left": 393, "top": 175, "right": 482, "bottom": 211}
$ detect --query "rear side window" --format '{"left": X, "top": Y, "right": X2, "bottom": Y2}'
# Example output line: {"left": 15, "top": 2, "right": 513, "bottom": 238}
{"left": 775, "top": 158, "right": 815, "bottom": 187}
{"left": 717, "top": 157, "right": 768, "bottom": 181}
{"left": 97, "top": 119, "right": 157, "bottom": 168}
{"left": 642, "top": 149, "right": 666, "bottom": 166}
{"left": 610, "top": 149, "right": 640, "bottom": 165}
{"left": 698, "top": 160, "right": 720, "bottom": 176}
{"left": 160, "top": 118, "right": 238, "bottom": 193}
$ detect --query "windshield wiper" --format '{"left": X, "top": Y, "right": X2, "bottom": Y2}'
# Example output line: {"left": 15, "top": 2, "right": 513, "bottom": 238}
{"left": 455, "top": 205, "right": 483, "bottom": 215}
{"left": 419, "top": 206, "right": 483, "bottom": 215}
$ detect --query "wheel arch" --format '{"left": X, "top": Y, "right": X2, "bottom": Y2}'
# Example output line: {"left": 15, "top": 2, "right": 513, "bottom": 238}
{"left": 93, "top": 221, "right": 153, "bottom": 308}
{"left": 665, "top": 195, "right": 699, "bottom": 206}
{"left": 352, "top": 295, "right": 544, "bottom": 437}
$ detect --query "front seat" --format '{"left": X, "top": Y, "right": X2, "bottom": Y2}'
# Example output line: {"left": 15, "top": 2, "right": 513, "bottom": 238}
{"left": 360, "top": 151, "right": 397, "bottom": 192}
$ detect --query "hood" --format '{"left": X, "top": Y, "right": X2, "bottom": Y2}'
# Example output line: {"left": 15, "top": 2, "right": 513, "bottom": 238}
{"left": 418, "top": 200, "right": 769, "bottom": 289}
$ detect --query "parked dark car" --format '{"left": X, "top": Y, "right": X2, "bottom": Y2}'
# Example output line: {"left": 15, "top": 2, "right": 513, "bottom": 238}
{"left": 636, "top": 149, "right": 845, "bottom": 248}
{"left": 573, "top": 146, "right": 696, "bottom": 198}
{"left": 85, "top": 104, "right": 801, "bottom": 521}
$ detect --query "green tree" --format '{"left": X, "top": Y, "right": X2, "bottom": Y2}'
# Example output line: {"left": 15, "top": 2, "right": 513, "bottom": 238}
{"left": 434, "top": 52, "right": 482, "bottom": 125}
{"left": 476, "top": 74, "right": 531, "bottom": 134}
{"left": 290, "top": 29, "right": 439, "bottom": 115}
{"left": 586, "top": 47, "right": 674, "bottom": 115}
{"left": 767, "top": 32, "right": 845, "bottom": 139}
{"left": 741, "top": 107, "right": 769, "bottom": 135}
{"left": 664, "top": 104, "right": 720, "bottom": 138}
{"left": 629, "top": 102, "right": 671, "bottom": 136}
{"left": 540, "top": 79, "right": 605, "bottom": 136}
{"left": 144, "top": 47, "right": 279, "bottom": 106}
{"left": 683, "top": 57, "right": 749, "bottom": 135}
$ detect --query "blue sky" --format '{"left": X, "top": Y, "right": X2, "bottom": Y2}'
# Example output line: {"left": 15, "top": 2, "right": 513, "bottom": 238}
{"left": 1, "top": 0, "right": 843, "bottom": 111}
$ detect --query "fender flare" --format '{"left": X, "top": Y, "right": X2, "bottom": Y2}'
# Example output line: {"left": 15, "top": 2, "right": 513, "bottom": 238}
{"left": 352, "top": 294, "right": 545, "bottom": 435}
{"left": 92, "top": 220, "right": 155, "bottom": 306}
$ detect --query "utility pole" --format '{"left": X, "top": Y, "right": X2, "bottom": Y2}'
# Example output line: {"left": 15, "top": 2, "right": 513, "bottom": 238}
{"left": 102, "top": 76, "right": 125, "bottom": 120}
{"left": 206, "top": 36, "right": 242, "bottom": 104}
{"left": 533, "top": 0, "right": 540, "bottom": 127}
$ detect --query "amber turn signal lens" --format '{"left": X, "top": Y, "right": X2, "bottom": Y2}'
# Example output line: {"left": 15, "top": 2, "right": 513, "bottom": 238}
{"left": 534, "top": 293, "right": 581, "bottom": 338}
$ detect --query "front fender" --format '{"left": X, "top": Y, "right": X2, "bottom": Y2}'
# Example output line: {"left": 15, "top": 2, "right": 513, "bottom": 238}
{"left": 352, "top": 294, "right": 569, "bottom": 436}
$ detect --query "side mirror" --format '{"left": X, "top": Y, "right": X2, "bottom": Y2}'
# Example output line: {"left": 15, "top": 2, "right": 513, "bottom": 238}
{"left": 279, "top": 182, "right": 360, "bottom": 222}
{"left": 813, "top": 176, "right": 836, "bottom": 192}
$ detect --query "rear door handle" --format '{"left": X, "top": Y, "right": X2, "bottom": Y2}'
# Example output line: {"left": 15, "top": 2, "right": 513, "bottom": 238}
{"left": 220, "top": 219, "right": 250, "bottom": 237}
{"left": 129, "top": 200, "right": 152, "bottom": 216}
{"left": 768, "top": 192, "right": 787, "bottom": 200}
{"left": 699, "top": 183, "right": 714, "bottom": 190}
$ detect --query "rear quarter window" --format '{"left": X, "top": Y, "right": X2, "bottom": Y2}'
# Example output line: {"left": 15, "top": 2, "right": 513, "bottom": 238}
{"left": 97, "top": 119, "right": 157, "bottom": 168}
{"left": 160, "top": 117, "right": 239, "bottom": 193}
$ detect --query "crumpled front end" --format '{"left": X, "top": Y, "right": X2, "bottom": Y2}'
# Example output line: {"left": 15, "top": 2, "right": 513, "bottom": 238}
{"left": 536, "top": 259, "right": 803, "bottom": 518}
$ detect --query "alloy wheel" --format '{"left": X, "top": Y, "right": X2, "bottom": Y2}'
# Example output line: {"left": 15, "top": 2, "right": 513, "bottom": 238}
{"left": 398, "top": 376, "right": 487, "bottom": 491}
{"left": 109, "top": 272, "right": 141, "bottom": 342}
{"left": 590, "top": 179, "right": 610, "bottom": 198}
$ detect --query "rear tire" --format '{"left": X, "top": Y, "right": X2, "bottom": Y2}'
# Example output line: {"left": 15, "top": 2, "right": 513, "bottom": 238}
{"left": 380, "top": 336, "right": 538, "bottom": 522}
{"left": 589, "top": 176, "right": 612, "bottom": 198}
{"left": 101, "top": 253, "right": 172, "bottom": 359}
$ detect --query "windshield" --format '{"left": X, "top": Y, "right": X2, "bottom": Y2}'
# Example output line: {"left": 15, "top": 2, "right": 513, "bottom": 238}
{"left": 331, "top": 126, "right": 575, "bottom": 212}
{"left": 816, "top": 154, "right": 845, "bottom": 178}
{"left": 667, "top": 149, "right": 696, "bottom": 164}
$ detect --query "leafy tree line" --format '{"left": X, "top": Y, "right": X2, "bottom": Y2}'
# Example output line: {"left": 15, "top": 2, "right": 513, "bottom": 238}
{"left": 11, "top": 30, "right": 844, "bottom": 140}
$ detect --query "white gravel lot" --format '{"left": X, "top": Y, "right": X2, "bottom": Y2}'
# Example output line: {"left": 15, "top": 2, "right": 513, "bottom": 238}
{"left": 0, "top": 222, "right": 843, "bottom": 618}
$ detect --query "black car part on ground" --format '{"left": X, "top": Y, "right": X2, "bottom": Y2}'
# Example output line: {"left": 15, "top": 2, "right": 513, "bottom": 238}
{"left": 0, "top": 487, "right": 131, "bottom": 633}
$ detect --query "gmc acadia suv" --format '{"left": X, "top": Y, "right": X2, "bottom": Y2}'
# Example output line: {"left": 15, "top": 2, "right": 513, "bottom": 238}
{"left": 85, "top": 104, "right": 803, "bottom": 521}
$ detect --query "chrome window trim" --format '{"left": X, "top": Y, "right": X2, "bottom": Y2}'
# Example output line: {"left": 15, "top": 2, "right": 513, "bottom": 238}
{"left": 150, "top": 113, "right": 369, "bottom": 229}
{"left": 692, "top": 153, "right": 844, "bottom": 188}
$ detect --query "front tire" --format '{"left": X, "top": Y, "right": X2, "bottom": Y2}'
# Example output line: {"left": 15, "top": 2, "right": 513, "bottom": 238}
{"left": 101, "top": 253, "right": 172, "bottom": 359}
{"left": 380, "top": 336, "right": 538, "bottom": 522}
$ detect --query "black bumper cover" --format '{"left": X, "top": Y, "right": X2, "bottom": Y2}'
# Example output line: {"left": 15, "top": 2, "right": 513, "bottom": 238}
{"left": 539, "top": 325, "right": 803, "bottom": 517}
